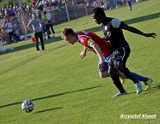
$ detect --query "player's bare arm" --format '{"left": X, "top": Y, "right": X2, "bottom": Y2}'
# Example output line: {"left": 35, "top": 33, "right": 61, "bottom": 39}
{"left": 89, "top": 42, "right": 104, "bottom": 69}
{"left": 122, "top": 23, "right": 157, "bottom": 38}
{"left": 80, "top": 46, "right": 87, "bottom": 59}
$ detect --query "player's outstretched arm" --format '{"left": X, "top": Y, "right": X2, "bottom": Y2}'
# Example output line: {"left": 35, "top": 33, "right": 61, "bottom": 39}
{"left": 143, "top": 32, "right": 157, "bottom": 38}
{"left": 80, "top": 46, "right": 87, "bottom": 59}
{"left": 122, "top": 23, "right": 157, "bottom": 38}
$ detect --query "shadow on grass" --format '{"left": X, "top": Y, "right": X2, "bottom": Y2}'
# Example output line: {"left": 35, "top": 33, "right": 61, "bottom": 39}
{"left": 142, "top": 84, "right": 160, "bottom": 95}
{"left": 152, "top": 84, "right": 160, "bottom": 89}
{"left": 0, "top": 85, "right": 101, "bottom": 109}
{"left": 112, "top": 83, "right": 160, "bottom": 99}
{"left": 124, "top": 12, "right": 160, "bottom": 25}
{"left": 34, "top": 107, "right": 63, "bottom": 114}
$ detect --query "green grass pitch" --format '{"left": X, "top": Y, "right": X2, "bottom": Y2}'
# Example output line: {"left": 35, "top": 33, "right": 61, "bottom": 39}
{"left": 0, "top": 0, "right": 160, "bottom": 123}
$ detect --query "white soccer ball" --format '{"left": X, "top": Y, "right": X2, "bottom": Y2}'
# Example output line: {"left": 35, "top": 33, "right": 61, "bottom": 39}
{"left": 21, "top": 99, "right": 34, "bottom": 113}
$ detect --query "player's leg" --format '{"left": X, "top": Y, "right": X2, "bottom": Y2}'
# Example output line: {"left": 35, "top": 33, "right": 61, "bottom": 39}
{"left": 98, "top": 55, "right": 127, "bottom": 97}
{"left": 108, "top": 58, "right": 127, "bottom": 98}
{"left": 112, "top": 46, "right": 142, "bottom": 94}
{"left": 98, "top": 59, "right": 150, "bottom": 91}
{"left": 118, "top": 71, "right": 126, "bottom": 84}
{"left": 99, "top": 71, "right": 109, "bottom": 78}
{"left": 98, "top": 56, "right": 110, "bottom": 78}
{"left": 109, "top": 64, "right": 128, "bottom": 98}
{"left": 131, "top": 72, "right": 153, "bottom": 90}
{"left": 118, "top": 71, "right": 152, "bottom": 90}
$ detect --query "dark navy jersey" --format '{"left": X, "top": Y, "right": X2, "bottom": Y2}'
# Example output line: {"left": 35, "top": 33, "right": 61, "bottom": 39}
{"left": 101, "top": 17, "right": 129, "bottom": 50}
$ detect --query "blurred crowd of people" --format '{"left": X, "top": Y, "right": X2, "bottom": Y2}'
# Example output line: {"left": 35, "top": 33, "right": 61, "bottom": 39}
{"left": 94, "top": 0, "right": 143, "bottom": 10}
{"left": 0, "top": 0, "right": 144, "bottom": 45}
{"left": 0, "top": 0, "right": 63, "bottom": 44}
{"left": 0, "top": 0, "right": 65, "bottom": 19}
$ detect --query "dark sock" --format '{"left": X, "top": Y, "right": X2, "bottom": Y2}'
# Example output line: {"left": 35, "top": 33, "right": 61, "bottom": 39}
{"left": 111, "top": 75, "right": 126, "bottom": 93}
{"left": 131, "top": 72, "right": 148, "bottom": 82}
{"left": 122, "top": 68, "right": 139, "bottom": 84}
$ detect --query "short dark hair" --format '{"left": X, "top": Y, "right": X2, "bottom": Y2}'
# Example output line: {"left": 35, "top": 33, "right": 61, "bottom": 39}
{"left": 62, "top": 28, "right": 76, "bottom": 37}
{"left": 92, "top": 7, "right": 106, "bottom": 17}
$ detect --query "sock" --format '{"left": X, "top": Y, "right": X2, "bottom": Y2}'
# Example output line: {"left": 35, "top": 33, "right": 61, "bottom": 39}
{"left": 110, "top": 74, "right": 126, "bottom": 93}
{"left": 131, "top": 72, "right": 148, "bottom": 82}
{"left": 121, "top": 68, "right": 139, "bottom": 84}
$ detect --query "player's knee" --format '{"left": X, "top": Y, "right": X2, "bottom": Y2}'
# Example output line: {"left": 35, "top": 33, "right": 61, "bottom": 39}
{"left": 100, "top": 75, "right": 106, "bottom": 78}
{"left": 108, "top": 69, "right": 113, "bottom": 77}
{"left": 115, "top": 62, "right": 125, "bottom": 71}
{"left": 99, "top": 72, "right": 109, "bottom": 78}
{"left": 100, "top": 75, "right": 107, "bottom": 78}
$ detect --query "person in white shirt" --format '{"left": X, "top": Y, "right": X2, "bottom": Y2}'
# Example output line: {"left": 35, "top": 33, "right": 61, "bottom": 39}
{"left": 5, "top": 19, "right": 15, "bottom": 43}
{"left": 44, "top": 11, "right": 55, "bottom": 36}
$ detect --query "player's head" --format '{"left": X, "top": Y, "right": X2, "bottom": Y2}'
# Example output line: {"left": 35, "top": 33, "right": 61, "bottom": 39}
{"left": 61, "top": 28, "right": 77, "bottom": 44}
{"left": 92, "top": 7, "right": 106, "bottom": 25}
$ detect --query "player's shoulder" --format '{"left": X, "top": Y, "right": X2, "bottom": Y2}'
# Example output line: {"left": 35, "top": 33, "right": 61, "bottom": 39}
{"left": 77, "top": 31, "right": 88, "bottom": 35}
{"left": 111, "top": 18, "right": 122, "bottom": 28}
{"left": 77, "top": 32, "right": 89, "bottom": 40}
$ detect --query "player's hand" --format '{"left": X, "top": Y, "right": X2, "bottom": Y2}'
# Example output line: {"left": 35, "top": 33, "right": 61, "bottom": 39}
{"left": 80, "top": 51, "right": 86, "bottom": 59}
{"left": 145, "top": 33, "right": 157, "bottom": 38}
{"left": 98, "top": 61, "right": 105, "bottom": 69}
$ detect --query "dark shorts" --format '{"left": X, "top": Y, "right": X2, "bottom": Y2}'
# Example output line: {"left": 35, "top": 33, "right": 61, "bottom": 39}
{"left": 109, "top": 46, "right": 130, "bottom": 69}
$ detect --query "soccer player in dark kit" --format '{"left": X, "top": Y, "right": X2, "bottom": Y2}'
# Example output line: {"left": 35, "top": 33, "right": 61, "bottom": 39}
{"left": 92, "top": 7, "right": 156, "bottom": 97}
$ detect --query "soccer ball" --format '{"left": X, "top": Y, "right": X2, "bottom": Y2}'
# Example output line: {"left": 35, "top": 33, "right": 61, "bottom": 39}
{"left": 21, "top": 99, "right": 34, "bottom": 113}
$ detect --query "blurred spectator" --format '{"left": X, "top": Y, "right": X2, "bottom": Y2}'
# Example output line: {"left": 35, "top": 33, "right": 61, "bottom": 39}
{"left": 31, "top": 0, "right": 36, "bottom": 8}
{"left": 44, "top": 11, "right": 55, "bottom": 37}
{"left": 127, "top": 0, "right": 132, "bottom": 11}
{"left": 27, "top": 13, "right": 45, "bottom": 52}
{"left": 0, "top": 27, "right": 8, "bottom": 44}
{"left": 121, "top": 0, "right": 126, "bottom": 5}
{"left": 42, "top": 12, "right": 51, "bottom": 39}
{"left": 5, "top": 19, "right": 15, "bottom": 44}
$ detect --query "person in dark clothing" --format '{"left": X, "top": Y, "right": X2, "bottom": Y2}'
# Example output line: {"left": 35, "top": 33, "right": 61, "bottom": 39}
{"left": 27, "top": 13, "right": 45, "bottom": 52}
{"left": 92, "top": 7, "right": 156, "bottom": 97}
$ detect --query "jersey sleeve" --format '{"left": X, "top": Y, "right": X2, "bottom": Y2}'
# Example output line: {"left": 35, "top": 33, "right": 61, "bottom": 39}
{"left": 111, "top": 18, "right": 122, "bottom": 28}
{"left": 79, "top": 36, "right": 94, "bottom": 46}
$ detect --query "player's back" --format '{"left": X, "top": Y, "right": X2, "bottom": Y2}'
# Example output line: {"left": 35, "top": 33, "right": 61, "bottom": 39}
{"left": 78, "top": 31, "right": 112, "bottom": 57}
